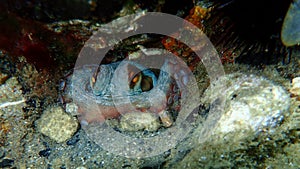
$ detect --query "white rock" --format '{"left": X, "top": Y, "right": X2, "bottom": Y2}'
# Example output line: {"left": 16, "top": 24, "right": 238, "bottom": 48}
{"left": 201, "top": 73, "right": 290, "bottom": 139}
{"left": 65, "top": 102, "right": 79, "bottom": 116}
{"left": 290, "top": 76, "right": 300, "bottom": 96}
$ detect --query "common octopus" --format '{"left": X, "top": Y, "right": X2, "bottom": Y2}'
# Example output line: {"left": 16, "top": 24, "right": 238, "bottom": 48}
{"left": 61, "top": 48, "right": 193, "bottom": 129}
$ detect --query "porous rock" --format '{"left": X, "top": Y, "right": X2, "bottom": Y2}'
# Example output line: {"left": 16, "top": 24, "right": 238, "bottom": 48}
{"left": 37, "top": 106, "right": 78, "bottom": 143}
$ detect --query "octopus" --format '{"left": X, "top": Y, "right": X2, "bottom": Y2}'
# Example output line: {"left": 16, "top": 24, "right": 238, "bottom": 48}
{"left": 61, "top": 48, "right": 193, "bottom": 129}
{"left": 59, "top": 11, "right": 211, "bottom": 131}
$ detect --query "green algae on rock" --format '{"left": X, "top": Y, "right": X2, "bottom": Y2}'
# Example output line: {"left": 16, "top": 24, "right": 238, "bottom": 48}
{"left": 37, "top": 106, "right": 78, "bottom": 143}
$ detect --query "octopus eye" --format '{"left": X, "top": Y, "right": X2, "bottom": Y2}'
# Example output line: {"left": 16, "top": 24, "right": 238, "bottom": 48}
{"left": 129, "top": 72, "right": 142, "bottom": 91}
{"left": 129, "top": 70, "right": 157, "bottom": 92}
{"left": 141, "top": 76, "right": 153, "bottom": 92}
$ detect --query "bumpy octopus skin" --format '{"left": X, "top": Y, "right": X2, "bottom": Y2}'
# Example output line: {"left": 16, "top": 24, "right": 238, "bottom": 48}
{"left": 62, "top": 56, "right": 192, "bottom": 126}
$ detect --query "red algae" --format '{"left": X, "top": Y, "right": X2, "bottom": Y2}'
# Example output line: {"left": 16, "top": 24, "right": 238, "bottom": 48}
{"left": 0, "top": 7, "right": 84, "bottom": 71}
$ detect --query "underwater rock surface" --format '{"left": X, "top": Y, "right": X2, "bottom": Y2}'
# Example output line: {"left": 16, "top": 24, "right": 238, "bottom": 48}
{"left": 202, "top": 73, "right": 290, "bottom": 139}
{"left": 0, "top": 75, "right": 30, "bottom": 167}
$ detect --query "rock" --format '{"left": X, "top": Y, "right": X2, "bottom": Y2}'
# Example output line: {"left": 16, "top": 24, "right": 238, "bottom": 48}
{"left": 120, "top": 112, "right": 161, "bottom": 131}
{"left": 37, "top": 106, "right": 79, "bottom": 143}
{"left": 65, "top": 103, "right": 79, "bottom": 116}
{"left": 290, "top": 76, "right": 300, "bottom": 97}
{"left": 38, "top": 148, "right": 51, "bottom": 157}
{"left": 201, "top": 73, "right": 290, "bottom": 140}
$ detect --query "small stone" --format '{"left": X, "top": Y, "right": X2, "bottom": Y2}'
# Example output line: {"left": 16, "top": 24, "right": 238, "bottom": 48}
{"left": 65, "top": 103, "right": 79, "bottom": 116}
{"left": 290, "top": 76, "right": 300, "bottom": 96}
{"left": 38, "top": 148, "right": 51, "bottom": 157}
{"left": 37, "top": 106, "right": 78, "bottom": 143}
{"left": 120, "top": 112, "right": 161, "bottom": 131}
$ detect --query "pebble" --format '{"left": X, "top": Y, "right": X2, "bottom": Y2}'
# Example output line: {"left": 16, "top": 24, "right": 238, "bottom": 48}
{"left": 37, "top": 106, "right": 79, "bottom": 143}
{"left": 120, "top": 112, "right": 161, "bottom": 131}
{"left": 38, "top": 148, "right": 51, "bottom": 157}
{"left": 290, "top": 76, "right": 300, "bottom": 97}
{"left": 65, "top": 102, "right": 79, "bottom": 116}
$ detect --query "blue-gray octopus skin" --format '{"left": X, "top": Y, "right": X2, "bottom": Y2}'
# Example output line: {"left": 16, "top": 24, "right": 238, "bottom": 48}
{"left": 62, "top": 56, "right": 191, "bottom": 127}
